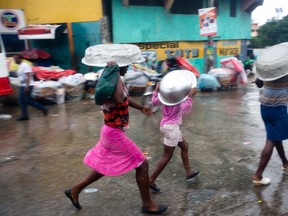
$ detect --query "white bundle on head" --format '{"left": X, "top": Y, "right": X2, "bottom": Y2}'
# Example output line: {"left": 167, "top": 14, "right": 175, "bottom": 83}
{"left": 82, "top": 44, "right": 145, "bottom": 67}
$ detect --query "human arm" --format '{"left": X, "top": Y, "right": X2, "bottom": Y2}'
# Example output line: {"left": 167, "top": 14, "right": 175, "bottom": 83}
{"left": 22, "top": 63, "right": 32, "bottom": 93}
{"left": 188, "top": 87, "right": 197, "bottom": 98}
{"left": 254, "top": 78, "right": 264, "bottom": 88}
{"left": 180, "top": 88, "right": 197, "bottom": 114}
{"left": 151, "top": 82, "right": 161, "bottom": 106}
{"left": 128, "top": 97, "right": 152, "bottom": 116}
{"left": 113, "top": 76, "right": 125, "bottom": 104}
{"left": 24, "top": 73, "right": 31, "bottom": 93}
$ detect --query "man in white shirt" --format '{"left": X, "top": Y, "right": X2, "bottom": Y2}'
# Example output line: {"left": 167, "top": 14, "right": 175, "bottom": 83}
{"left": 14, "top": 54, "right": 48, "bottom": 121}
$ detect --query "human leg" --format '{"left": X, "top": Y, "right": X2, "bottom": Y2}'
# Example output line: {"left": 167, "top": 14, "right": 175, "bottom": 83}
{"left": 178, "top": 140, "right": 192, "bottom": 176}
{"left": 178, "top": 140, "right": 200, "bottom": 181}
{"left": 136, "top": 160, "right": 157, "bottom": 208}
{"left": 26, "top": 86, "right": 48, "bottom": 115}
{"left": 18, "top": 86, "right": 29, "bottom": 119}
{"left": 149, "top": 145, "right": 175, "bottom": 186}
{"left": 253, "top": 140, "right": 274, "bottom": 181}
{"left": 136, "top": 160, "right": 167, "bottom": 214}
{"left": 65, "top": 169, "right": 103, "bottom": 209}
{"left": 274, "top": 141, "right": 288, "bottom": 169}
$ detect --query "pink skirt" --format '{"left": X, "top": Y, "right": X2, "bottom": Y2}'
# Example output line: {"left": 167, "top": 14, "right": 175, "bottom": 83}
{"left": 83, "top": 125, "right": 146, "bottom": 176}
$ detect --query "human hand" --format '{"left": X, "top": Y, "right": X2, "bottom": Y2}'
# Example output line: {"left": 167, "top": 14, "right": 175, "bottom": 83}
{"left": 154, "top": 82, "right": 160, "bottom": 92}
{"left": 188, "top": 88, "right": 197, "bottom": 97}
{"left": 107, "top": 61, "right": 117, "bottom": 66}
{"left": 24, "top": 86, "right": 29, "bottom": 94}
{"left": 142, "top": 107, "right": 153, "bottom": 117}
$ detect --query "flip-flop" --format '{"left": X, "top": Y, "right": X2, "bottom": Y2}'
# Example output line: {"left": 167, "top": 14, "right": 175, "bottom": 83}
{"left": 141, "top": 204, "right": 168, "bottom": 215}
{"left": 149, "top": 183, "right": 162, "bottom": 193}
{"left": 64, "top": 189, "right": 82, "bottom": 209}
{"left": 186, "top": 171, "right": 201, "bottom": 182}
{"left": 252, "top": 177, "right": 271, "bottom": 186}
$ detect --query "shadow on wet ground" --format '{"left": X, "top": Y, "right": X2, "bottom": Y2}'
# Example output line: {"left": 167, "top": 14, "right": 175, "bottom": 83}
{"left": 0, "top": 83, "right": 287, "bottom": 216}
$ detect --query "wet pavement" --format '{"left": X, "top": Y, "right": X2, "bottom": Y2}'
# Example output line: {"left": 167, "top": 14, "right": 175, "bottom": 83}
{"left": 1, "top": 83, "right": 288, "bottom": 216}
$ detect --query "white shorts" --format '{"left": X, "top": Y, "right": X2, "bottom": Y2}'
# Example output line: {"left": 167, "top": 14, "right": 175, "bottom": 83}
{"left": 160, "top": 124, "right": 183, "bottom": 147}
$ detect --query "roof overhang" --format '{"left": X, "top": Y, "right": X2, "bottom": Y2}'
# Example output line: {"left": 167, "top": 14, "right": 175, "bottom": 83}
{"left": 18, "top": 24, "right": 61, "bottom": 40}
{"left": 241, "top": 0, "right": 264, "bottom": 13}
{"left": 164, "top": 0, "right": 174, "bottom": 11}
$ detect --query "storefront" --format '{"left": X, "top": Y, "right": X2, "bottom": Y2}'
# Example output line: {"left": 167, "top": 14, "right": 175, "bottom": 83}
{"left": 135, "top": 39, "right": 245, "bottom": 73}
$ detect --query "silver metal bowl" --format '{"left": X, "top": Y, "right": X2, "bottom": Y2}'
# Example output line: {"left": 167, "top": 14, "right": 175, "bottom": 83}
{"left": 255, "top": 42, "right": 288, "bottom": 81}
{"left": 158, "top": 70, "right": 197, "bottom": 106}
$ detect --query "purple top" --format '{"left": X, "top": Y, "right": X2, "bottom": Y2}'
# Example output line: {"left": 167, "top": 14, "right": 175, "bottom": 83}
{"left": 152, "top": 91, "right": 193, "bottom": 127}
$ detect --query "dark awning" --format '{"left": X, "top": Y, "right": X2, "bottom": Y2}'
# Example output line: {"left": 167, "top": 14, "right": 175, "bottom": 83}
{"left": 241, "top": 0, "right": 264, "bottom": 13}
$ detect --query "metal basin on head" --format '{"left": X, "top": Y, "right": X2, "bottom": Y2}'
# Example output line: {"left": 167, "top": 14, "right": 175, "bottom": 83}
{"left": 159, "top": 70, "right": 197, "bottom": 106}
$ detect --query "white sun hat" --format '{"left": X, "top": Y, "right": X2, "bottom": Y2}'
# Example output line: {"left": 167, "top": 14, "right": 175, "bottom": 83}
{"left": 255, "top": 42, "right": 288, "bottom": 81}
{"left": 82, "top": 44, "right": 145, "bottom": 67}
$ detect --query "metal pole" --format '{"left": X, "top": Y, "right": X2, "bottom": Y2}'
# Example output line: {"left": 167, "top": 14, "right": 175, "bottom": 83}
{"left": 208, "top": 0, "right": 214, "bottom": 7}
{"left": 67, "top": 22, "right": 76, "bottom": 69}
{"left": 206, "top": 0, "right": 215, "bottom": 73}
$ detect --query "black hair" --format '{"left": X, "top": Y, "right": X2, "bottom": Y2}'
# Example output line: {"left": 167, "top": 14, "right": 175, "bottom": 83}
{"left": 14, "top": 54, "right": 23, "bottom": 59}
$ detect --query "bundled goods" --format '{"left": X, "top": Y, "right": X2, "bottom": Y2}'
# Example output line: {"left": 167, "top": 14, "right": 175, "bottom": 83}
{"left": 32, "top": 80, "right": 65, "bottom": 104}
{"left": 59, "top": 73, "right": 86, "bottom": 101}
{"left": 197, "top": 74, "right": 220, "bottom": 90}
{"left": 40, "top": 87, "right": 55, "bottom": 98}
{"left": 208, "top": 68, "right": 236, "bottom": 86}
{"left": 62, "top": 83, "right": 84, "bottom": 101}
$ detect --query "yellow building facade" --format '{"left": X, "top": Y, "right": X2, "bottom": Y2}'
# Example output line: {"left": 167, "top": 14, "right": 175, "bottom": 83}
{"left": 0, "top": 0, "right": 103, "bottom": 24}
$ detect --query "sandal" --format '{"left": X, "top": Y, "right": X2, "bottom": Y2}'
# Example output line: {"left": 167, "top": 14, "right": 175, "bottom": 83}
{"left": 252, "top": 177, "right": 271, "bottom": 186}
{"left": 149, "top": 183, "right": 162, "bottom": 193}
{"left": 141, "top": 204, "right": 168, "bottom": 214}
{"left": 64, "top": 189, "right": 82, "bottom": 209}
{"left": 186, "top": 171, "right": 200, "bottom": 182}
{"left": 282, "top": 166, "right": 288, "bottom": 175}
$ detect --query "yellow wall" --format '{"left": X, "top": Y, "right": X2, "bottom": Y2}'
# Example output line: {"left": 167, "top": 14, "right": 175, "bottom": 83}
{"left": 134, "top": 41, "right": 204, "bottom": 60}
{"left": 0, "top": 0, "right": 103, "bottom": 24}
{"left": 217, "top": 40, "right": 241, "bottom": 56}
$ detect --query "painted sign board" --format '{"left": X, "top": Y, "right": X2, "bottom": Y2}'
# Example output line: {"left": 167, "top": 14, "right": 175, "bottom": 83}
{"left": 134, "top": 41, "right": 204, "bottom": 60}
{"left": 198, "top": 7, "right": 217, "bottom": 37}
{"left": 217, "top": 40, "right": 241, "bottom": 56}
{"left": 0, "top": 9, "right": 26, "bottom": 33}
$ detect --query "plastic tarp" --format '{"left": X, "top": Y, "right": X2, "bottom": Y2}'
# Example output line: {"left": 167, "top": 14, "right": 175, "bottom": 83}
{"left": 32, "top": 66, "right": 76, "bottom": 80}
{"left": 197, "top": 74, "right": 220, "bottom": 89}
{"left": 20, "top": 49, "right": 51, "bottom": 60}
{"left": 59, "top": 73, "right": 86, "bottom": 86}
{"left": 220, "top": 57, "right": 243, "bottom": 73}
{"left": 219, "top": 57, "right": 248, "bottom": 85}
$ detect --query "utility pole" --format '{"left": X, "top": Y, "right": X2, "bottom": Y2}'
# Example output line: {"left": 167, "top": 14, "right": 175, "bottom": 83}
{"left": 206, "top": 0, "right": 215, "bottom": 73}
